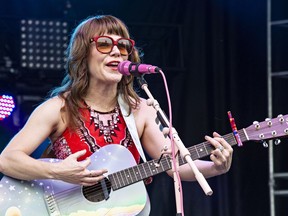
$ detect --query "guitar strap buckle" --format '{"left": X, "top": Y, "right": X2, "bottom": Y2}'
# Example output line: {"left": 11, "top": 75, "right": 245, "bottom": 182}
{"left": 228, "top": 111, "right": 243, "bottom": 147}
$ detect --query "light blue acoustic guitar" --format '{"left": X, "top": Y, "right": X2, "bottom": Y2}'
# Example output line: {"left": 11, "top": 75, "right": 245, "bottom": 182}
{"left": 1, "top": 114, "right": 287, "bottom": 216}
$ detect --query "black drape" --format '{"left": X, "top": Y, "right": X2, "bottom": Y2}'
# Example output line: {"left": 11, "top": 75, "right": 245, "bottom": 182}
{"left": 144, "top": 1, "right": 269, "bottom": 216}
{"left": 1, "top": 0, "right": 287, "bottom": 215}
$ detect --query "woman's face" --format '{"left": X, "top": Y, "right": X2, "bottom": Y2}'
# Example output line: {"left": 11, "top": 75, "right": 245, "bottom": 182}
{"left": 87, "top": 34, "right": 129, "bottom": 86}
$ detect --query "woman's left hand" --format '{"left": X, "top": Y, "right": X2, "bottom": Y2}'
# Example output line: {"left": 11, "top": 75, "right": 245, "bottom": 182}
{"left": 205, "top": 132, "right": 233, "bottom": 174}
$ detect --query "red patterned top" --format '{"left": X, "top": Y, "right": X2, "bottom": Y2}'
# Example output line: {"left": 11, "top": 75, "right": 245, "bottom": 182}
{"left": 52, "top": 105, "right": 140, "bottom": 163}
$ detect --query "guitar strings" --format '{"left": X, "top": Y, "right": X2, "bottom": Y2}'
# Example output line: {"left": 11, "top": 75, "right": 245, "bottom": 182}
{"left": 184, "top": 130, "right": 245, "bottom": 161}
{"left": 46, "top": 185, "right": 83, "bottom": 210}
{"left": 50, "top": 158, "right": 172, "bottom": 206}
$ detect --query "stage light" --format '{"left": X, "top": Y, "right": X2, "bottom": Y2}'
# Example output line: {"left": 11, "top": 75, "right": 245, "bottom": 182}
{"left": 20, "top": 19, "right": 68, "bottom": 70}
{"left": 0, "top": 95, "right": 15, "bottom": 121}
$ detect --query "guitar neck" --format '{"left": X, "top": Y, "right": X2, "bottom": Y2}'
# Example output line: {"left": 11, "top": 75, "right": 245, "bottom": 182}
{"left": 109, "top": 129, "right": 247, "bottom": 191}
{"left": 184, "top": 129, "right": 246, "bottom": 163}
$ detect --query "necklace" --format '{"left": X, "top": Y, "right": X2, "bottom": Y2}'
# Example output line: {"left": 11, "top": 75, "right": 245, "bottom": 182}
{"left": 89, "top": 105, "right": 120, "bottom": 143}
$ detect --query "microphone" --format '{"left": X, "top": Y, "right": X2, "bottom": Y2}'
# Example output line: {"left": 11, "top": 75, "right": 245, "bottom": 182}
{"left": 118, "top": 60, "right": 161, "bottom": 76}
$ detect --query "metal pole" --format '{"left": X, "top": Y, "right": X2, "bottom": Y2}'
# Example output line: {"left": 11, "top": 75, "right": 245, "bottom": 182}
{"left": 267, "top": 0, "right": 275, "bottom": 215}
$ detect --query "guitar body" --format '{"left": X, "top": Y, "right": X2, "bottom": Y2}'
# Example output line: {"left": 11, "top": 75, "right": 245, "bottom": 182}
{"left": 0, "top": 145, "right": 150, "bottom": 216}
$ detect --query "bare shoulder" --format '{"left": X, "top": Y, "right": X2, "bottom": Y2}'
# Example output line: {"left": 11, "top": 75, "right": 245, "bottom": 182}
{"left": 27, "top": 96, "right": 65, "bottom": 125}
{"left": 132, "top": 97, "right": 155, "bottom": 115}
{"left": 36, "top": 96, "right": 64, "bottom": 112}
{"left": 28, "top": 96, "right": 66, "bottom": 135}
{"left": 132, "top": 97, "right": 157, "bottom": 135}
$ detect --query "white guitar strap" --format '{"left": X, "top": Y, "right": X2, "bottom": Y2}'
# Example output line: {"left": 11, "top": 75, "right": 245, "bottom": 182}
{"left": 118, "top": 95, "right": 147, "bottom": 162}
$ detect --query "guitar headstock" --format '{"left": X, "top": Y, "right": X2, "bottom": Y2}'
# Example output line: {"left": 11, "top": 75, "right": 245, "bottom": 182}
{"left": 245, "top": 114, "right": 288, "bottom": 142}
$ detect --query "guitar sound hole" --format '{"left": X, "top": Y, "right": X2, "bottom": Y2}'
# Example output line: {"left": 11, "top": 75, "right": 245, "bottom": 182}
{"left": 82, "top": 177, "right": 112, "bottom": 202}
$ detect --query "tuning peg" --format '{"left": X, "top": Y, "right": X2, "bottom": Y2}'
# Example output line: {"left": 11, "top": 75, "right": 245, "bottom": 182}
{"left": 265, "top": 118, "right": 272, "bottom": 127}
{"left": 253, "top": 121, "right": 260, "bottom": 129}
{"left": 262, "top": 141, "right": 269, "bottom": 148}
{"left": 274, "top": 139, "right": 281, "bottom": 145}
{"left": 278, "top": 115, "right": 285, "bottom": 123}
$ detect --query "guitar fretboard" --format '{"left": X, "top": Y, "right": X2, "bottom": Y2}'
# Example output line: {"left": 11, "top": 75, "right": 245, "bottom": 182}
{"left": 109, "top": 129, "right": 247, "bottom": 190}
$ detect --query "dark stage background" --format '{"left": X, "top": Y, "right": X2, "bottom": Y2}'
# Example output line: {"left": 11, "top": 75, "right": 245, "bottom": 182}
{"left": 1, "top": 0, "right": 288, "bottom": 215}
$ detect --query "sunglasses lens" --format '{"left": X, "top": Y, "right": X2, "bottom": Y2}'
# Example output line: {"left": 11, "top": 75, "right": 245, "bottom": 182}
{"left": 117, "top": 39, "right": 133, "bottom": 55}
{"left": 95, "top": 36, "right": 134, "bottom": 55}
{"left": 96, "top": 37, "right": 113, "bottom": 53}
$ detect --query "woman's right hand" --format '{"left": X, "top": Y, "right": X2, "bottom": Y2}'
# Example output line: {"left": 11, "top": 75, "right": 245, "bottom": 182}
{"left": 52, "top": 150, "right": 108, "bottom": 186}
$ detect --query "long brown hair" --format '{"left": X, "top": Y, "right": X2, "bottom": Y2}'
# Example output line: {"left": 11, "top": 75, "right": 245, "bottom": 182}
{"left": 50, "top": 15, "right": 141, "bottom": 128}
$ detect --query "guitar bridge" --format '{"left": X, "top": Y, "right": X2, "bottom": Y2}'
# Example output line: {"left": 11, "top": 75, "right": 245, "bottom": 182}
{"left": 44, "top": 191, "right": 61, "bottom": 216}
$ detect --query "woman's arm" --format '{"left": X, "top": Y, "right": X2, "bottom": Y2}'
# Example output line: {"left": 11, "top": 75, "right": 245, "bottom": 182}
{"left": 1, "top": 98, "right": 62, "bottom": 180}
{"left": 1, "top": 97, "right": 107, "bottom": 186}
{"left": 136, "top": 98, "right": 233, "bottom": 181}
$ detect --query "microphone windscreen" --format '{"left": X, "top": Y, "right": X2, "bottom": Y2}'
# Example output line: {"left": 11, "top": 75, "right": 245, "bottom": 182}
{"left": 117, "top": 60, "right": 131, "bottom": 76}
